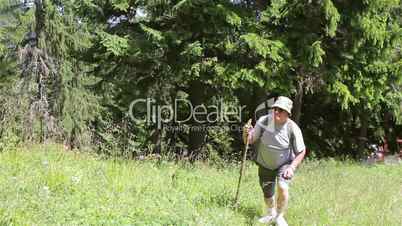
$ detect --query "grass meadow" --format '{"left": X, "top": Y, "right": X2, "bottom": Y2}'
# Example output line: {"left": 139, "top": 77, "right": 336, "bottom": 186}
{"left": 0, "top": 145, "right": 401, "bottom": 226}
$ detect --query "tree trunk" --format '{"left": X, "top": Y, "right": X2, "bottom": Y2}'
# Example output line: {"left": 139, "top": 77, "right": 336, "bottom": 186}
{"left": 151, "top": 127, "right": 162, "bottom": 154}
{"left": 293, "top": 79, "right": 304, "bottom": 125}
{"left": 35, "top": 0, "right": 46, "bottom": 37}
{"left": 357, "top": 110, "right": 368, "bottom": 158}
{"left": 188, "top": 80, "right": 206, "bottom": 161}
{"left": 383, "top": 111, "right": 395, "bottom": 153}
{"left": 255, "top": 0, "right": 269, "bottom": 10}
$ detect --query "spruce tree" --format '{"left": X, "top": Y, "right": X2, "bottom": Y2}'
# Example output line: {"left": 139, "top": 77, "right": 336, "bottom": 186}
{"left": 0, "top": 0, "right": 100, "bottom": 148}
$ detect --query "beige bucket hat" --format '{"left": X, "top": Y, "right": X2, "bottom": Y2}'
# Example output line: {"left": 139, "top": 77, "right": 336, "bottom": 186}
{"left": 271, "top": 96, "right": 293, "bottom": 114}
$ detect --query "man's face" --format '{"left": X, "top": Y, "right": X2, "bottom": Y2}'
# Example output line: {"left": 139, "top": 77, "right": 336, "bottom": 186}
{"left": 273, "top": 107, "right": 289, "bottom": 124}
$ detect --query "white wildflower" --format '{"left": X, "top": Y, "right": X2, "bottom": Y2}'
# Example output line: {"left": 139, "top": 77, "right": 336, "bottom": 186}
{"left": 40, "top": 186, "right": 51, "bottom": 198}
{"left": 42, "top": 160, "right": 49, "bottom": 167}
{"left": 71, "top": 175, "right": 81, "bottom": 184}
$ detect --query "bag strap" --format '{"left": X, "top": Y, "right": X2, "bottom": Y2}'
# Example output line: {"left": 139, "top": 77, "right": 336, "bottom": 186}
{"left": 264, "top": 100, "right": 270, "bottom": 115}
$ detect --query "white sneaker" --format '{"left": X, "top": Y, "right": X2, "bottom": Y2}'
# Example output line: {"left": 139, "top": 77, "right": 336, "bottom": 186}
{"left": 275, "top": 215, "right": 288, "bottom": 226}
{"left": 258, "top": 213, "right": 277, "bottom": 224}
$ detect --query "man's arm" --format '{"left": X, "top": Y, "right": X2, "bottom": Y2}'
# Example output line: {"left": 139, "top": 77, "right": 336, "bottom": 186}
{"left": 283, "top": 150, "right": 306, "bottom": 179}
{"left": 242, "top": 119, "right": 262, "bottom": 145}
{"left": 243, "top": 127, "right": 256, "bottom": 145}
{"left": 290, "top": 150, "right": 306, "bottom": 170}
{"left": 246, "top": 124, "right": 262, "bottom": 145}
{"left": 287, "top": 122, "right": 306, "bottom": 172}
{"left": 242, "top": 119, "right": 252, "bottom": 144}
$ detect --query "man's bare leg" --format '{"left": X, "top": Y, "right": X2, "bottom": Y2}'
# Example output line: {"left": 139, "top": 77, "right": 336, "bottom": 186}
{"left": 265, "top": 196, "right": 276, "bottom": 214}
{"left": 276, "top": 183, "right": 289, "bottom": 226}
{"left": 258, "top": 196, "right": 277, "bottom": 223}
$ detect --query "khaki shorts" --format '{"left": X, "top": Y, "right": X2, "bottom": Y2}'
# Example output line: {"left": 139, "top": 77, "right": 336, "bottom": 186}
{"left": 258, "top": 163, "right": 292, "bottom": 198}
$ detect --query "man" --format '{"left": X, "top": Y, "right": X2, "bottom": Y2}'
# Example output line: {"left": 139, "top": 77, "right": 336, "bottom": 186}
{"left": 243, "top": 96, "right": 306, "bottom": 226}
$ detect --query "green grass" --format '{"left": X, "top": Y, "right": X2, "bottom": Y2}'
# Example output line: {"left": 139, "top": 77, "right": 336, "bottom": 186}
{"left": 1, "top": 145, "right": 401, "bottom": 226}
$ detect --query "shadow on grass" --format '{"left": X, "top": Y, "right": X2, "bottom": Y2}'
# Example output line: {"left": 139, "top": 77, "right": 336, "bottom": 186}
{"left": 234, "top": 204, "right": 260, "bottom": 225}
{"left": 194, "top": 192, "right": 260, "bottom": 225}
{"left": 206, "top": 193, "right": 260, "bottom": 225}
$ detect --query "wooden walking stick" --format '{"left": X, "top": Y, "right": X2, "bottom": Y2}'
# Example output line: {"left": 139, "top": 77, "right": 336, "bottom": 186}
{"left": 234, "top": 119, "right": 252, "bottom": 206}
